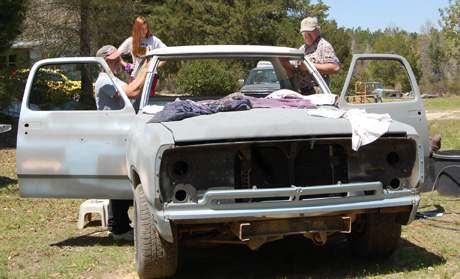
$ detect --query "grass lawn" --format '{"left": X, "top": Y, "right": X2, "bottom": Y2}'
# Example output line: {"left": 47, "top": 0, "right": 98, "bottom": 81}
{"left": 424, "top": 95, "right": 460, "bottom": 150}
{"left": 1, "top": 96, "right": 460, "bottom": 278}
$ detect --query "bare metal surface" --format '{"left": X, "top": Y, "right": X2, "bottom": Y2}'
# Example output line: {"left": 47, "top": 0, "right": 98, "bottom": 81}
{"left": 17, "top": 47, "right": 428, "bottom": 258}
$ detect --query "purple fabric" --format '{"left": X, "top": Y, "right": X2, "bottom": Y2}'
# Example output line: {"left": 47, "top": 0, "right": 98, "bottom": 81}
{"left": 149, "top": 93, "right": 252, "bottom": 123}
{"left": 149, "top": 99, "right": 219, "bottom": 123}
{"left": 200, "top": 92, "right": 252, "bottom": 111}
{"left": 125, "top": 63, "right": 132, "bottom": 74}
{"left": 148, "top": 93, "right": 316, "bottom": 123}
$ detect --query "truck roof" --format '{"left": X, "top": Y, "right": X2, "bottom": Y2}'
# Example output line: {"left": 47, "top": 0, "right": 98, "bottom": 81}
{"left": 145, "top": 45, "right": 304, "bottom": 59}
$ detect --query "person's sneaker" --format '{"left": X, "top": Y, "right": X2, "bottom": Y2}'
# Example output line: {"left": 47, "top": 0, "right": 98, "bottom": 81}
{"left": 107, "top": 229, "right": 134, "bottom": 241}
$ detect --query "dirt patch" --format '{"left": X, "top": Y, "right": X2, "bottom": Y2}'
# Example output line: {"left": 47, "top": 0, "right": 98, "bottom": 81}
{"left": 426, "top": 110, "right": 460, "bottom": 121}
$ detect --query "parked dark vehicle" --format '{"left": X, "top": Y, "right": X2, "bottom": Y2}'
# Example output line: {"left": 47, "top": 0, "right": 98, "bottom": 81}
{"left": 240, "top": 60, "right": 280, "bottom": 96}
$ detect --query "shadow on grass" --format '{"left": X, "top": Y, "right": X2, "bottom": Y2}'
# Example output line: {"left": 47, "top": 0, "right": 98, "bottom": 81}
{"left": 49, "top": 229, "right": 444, "bottom": 278}
{"left": 0, "top": 176, "right": 18, "bottom": 189}
{"left": 50, "top": 223, "right": 133, "bottom": 247}
{"left": 173, "top": 235, "right": 444, "bottom": 279}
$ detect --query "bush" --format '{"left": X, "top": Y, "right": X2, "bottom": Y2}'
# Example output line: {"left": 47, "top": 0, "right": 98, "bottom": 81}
{"left": 157, "top": 74, "right": 177, "bottom": 93}
{"left": 419, "top": 80, "right": 460, "bottom": 97}
{"left": 176, "top": 60, "right": 240, "bottom": 96}
{"left": 0, "top": 68, "right": 26, "bottom": 110}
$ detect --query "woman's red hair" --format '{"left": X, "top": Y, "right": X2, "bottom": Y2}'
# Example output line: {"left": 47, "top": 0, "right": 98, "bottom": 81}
{"left": 131, "top": 16, "right": 152, "bottom": 58}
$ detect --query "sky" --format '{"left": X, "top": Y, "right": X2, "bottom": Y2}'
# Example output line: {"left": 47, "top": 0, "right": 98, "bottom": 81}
{"left": 313, "top": 0, "right": 451, "bottom": 33}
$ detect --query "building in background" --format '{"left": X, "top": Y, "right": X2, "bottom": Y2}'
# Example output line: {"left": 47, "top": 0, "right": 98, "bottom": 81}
{"left": 1, "top": 41, "right": 41, "bottom": 69}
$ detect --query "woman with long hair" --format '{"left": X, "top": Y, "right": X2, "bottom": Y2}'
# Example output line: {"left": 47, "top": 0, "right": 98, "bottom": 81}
{"left": 106, "top": 17, "right": 167, "bottom": 239}
{"left": 118, "top": 16, "right": 166, "bottom": 93}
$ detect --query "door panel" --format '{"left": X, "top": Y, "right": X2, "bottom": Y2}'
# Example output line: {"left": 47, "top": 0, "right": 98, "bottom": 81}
{"left": 338, "top": 54, "right": 429, "bottom": 159}
{"left": 17, "top": 58, "right": 135, "bottom": 199}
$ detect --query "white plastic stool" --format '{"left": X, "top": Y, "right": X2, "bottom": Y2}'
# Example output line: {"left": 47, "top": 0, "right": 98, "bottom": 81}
{"left": 78, "top": 199, "right": 109, "bottom": 229}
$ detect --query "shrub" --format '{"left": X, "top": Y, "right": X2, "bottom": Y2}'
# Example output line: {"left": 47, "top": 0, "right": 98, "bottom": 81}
{"left": 419, "top": 80, "right": 460, "bottom": 97}
{"left": 177, "top": 60, "right": 240, "bottom": 96}
{"left": 0, "top": 68, "right": 26, "bottom": 110}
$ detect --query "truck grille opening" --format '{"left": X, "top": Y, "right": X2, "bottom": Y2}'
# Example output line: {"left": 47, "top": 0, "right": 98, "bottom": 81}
{"left": 160, "top": 140, "right": 349, "bottom": 203}
{"left": 234, "top": 143, "right": 348, "bottom": 188}
{"left": 159, "top": 138, "right": 416, "bottom": 203}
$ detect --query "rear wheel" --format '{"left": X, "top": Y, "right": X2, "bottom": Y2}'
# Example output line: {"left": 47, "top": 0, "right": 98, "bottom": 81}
{"left": 346, "top": 213, "right": 401, "bottom": 258}
{"left": 134, "top": 184, "right": 178, "bottom": 279}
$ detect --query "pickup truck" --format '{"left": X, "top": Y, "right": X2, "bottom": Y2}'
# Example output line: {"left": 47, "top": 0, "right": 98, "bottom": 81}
{"left": 371, "top": 81, "right": 401, "bottom": 99}
{"left": 17, "top": 46, "right": 429, "bottom": 279}
{"left": 239, "top": 60, "right": 280, "bottom": 96}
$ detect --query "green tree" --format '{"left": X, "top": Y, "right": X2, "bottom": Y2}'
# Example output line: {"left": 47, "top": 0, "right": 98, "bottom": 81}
{"left": 0, "top": 0, "right": 28, "bottom": 110}
{"left": 91, "top": 0, "right": 149, "bottom": 48}
{"left": 350, "top": 27, "right": 385, "bottom": 54}
{"left": 149, "top": 0, "right": 351, "bottom": 94}
{"left": 15, "top": 0, "right": 354, "bottom": 95}
{"left": 150, "top": 0, "right": 232, "bottom": 46}
{"left": 18, "top": 0, "right": 145, "bottom": 59}
{"left": 230, "top": 0, "right": 288, "bottom": 45}
{"left": 427, "top": 28, "right": 446, "bottom": 82}
{"left": 0, "top": 0, "right": 28, "bottom": 54}
{"left": 14, "top": 0, "right": 146, "bottom": 107}
{"left": 372, "top": 30, "right": 422, "bottom": 84}
{"left": 18, "top": 0, "right": 79, "bottom": 58}
{"left": 265, "top": 0, "right": 331, "bottom": 48}
{"left": 321, "top": 20, "right": 351, "bottom": 94}
{"left": 439, "top": 0, "right": 460, "bottom": 60}
{"left": 149, "top": 0, "right": 333, "bottom": 47}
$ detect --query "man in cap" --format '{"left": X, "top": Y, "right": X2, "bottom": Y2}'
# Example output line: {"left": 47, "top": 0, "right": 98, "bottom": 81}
{"left": 95, "top": 45, "right": 151, "bottom": 110}
{"left": 281, "top": 17, "right": 341, "bottom": 95}
{"left": 95, "top": 45, "right": 152, "bottom": 241}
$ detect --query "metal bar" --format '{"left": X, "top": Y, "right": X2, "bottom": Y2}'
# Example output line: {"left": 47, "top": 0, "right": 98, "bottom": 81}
{"left": 231, "top": 216, "right": 352, "bottom": 241}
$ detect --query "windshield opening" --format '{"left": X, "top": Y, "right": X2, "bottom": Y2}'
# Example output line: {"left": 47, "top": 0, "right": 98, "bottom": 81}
{"left": 146, "top": 56, "right": 328, "bottom": 106}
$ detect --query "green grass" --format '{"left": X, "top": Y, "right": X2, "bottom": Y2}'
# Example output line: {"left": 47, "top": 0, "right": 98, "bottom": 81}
{"left": 0, "top": 149, "right": 136, "bottom": 278}
{"left": 422, "top": 95, "right": 460, "bottom": 113}
{"left": 2, "top": 147, "right": 460, "bottom": 278}
{"left": 424, "top": 95, "right": 460, "bottom": 150}
{"left": 2, "top": 97, "right": 460, "bottom": 278}
{"left": 428, "top": 119, "right": 460, "bottom": 150}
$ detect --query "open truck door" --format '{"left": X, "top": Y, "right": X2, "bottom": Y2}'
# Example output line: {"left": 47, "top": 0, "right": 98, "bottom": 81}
{"left": 338, "top": 54, "right": 430, "bottom": 161}
{"left": 17, "top": 58, "right": 136, "bottom": 199}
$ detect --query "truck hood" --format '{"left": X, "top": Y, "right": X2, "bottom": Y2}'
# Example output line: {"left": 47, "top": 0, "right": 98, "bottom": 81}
{"left": 159, "top": 107, "right": 409, "bottom": 143}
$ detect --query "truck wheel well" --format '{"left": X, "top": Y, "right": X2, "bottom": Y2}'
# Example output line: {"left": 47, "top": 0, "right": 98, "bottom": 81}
{"left": 131, "top": 167, "right": 141, "bottom": 190}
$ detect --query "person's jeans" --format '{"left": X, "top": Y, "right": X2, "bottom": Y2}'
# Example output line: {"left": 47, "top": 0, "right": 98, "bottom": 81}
{"left": 108, "top": 199, "right": 133, "bottom": 234}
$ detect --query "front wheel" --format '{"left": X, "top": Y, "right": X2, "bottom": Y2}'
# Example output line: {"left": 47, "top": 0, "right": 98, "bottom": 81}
{"left": 346, "top": 213, "right": 401, "bottom": 258}
{"left": 134, "top": 184, "right": 178, "bottom": 279}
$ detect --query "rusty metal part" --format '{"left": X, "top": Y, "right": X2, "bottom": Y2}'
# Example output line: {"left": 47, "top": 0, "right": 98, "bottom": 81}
{"left": 303, "top": 232, "right": 334, "bottom": 245}
{"left": 230, "top": 216, "right": 352, "bottom": 242}
{"left": 247, "top": 235, "right": 284, "bottom": 250}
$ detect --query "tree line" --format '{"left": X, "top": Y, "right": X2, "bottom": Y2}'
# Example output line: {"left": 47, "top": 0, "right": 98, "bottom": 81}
{"left": 3, "top": 0, "right": 460, "bottom": 95}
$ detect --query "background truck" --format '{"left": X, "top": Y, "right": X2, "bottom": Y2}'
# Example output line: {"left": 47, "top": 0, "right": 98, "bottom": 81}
{"left": 371, "top": 81, "right": 401, "bottom": 99}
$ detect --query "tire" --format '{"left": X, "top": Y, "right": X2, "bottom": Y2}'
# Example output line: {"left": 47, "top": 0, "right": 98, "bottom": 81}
{"left": 346, "top": 213, "right": 401, "bottom": 258}
{"left": 134, "top": 184, "right": 178, "bottom": 279}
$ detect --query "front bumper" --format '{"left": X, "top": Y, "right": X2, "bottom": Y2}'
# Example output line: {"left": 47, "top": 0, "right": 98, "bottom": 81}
{"left": 160, "top": 181, "right": 419, "bottom": 223}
